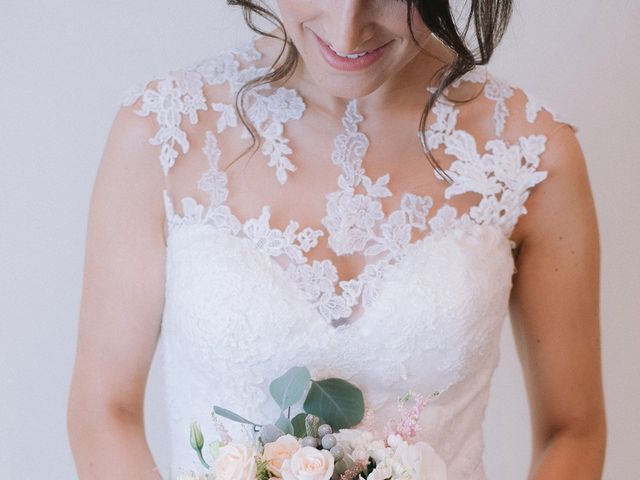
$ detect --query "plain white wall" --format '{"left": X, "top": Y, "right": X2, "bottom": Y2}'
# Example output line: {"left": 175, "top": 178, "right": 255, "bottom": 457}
{"left": 1, "top": 1, "right": 638, "bottom": 478}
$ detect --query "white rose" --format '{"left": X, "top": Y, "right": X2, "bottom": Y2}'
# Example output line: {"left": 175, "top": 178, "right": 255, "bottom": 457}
{"left": 393, "top": 440, "right": 447, "bottom": 480}
{"left": 213, "top": 442, "right": 257, "bottom": 480}
{"left": 280, "top": 446, "right": 334, "bottom": 480}
{"left": 351, "top": 447, "right": 369, "bottom": 463}
{"left": 367, "top": 439, "right": 389, "bottom": 464}
{"left": 366, "top": 461, "right": 393, "bottom": 480}
{"left": 262, "top": 434, "right": 301, "bottom": 477}
{"left": 333, "top": 428, "right": 361, "bottom": 445}
{"left": 334, "top": 428, "right": 374, "bottom": 452}
{"left": 386, "top": 433, "right": 403, "bottom": 448}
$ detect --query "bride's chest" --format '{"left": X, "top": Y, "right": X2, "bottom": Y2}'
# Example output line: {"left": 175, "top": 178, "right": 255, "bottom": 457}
{"left": 161, "top": 220, "right": 514, "bottom": 401}
{"left": 220, "top": 121, "right": 485, "bottom": 283}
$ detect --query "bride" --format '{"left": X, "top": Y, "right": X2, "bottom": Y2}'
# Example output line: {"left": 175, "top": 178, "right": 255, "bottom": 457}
{"left": 67, "top": 0, "right": 606, "bottom": 478}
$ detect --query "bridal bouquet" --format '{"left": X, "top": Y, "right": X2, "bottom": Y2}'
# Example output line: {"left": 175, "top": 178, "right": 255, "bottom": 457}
{"left": 178, "top": 366, "right": 446, "bottom": 480}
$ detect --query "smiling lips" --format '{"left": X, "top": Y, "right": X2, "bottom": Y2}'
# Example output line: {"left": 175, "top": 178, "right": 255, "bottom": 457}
{"left": 313, "top": 31, "right": 391, "bottom": 71}
{"left": 329, "top": 45, "right": 370, "bottom": 58}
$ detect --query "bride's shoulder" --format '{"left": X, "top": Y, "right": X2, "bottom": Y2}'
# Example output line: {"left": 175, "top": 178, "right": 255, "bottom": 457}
{"left": 449, "top": 64, "right": 579, "bottom": 143}
{"left": 480, "top": 66, "right": 583, "bottom": 183}
{"left": 119, "top": 34, "right": 266, "bottom": 112}
{"left": 114, "top": 34, "right": 269, "bottom": 174}
{"left": 442, "top": 64, "right": 585, "bottom": 244}
{"left": 449, "top": 65, "right": 588, "bottom": 247}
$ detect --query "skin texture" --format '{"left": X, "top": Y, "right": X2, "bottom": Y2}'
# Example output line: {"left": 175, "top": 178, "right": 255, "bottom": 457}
{"left": 67, "top": 106, "right": 166, "bottom": 478}
{"left": 273, "top": 0, "right": 445, "bottom": 116}
{"left": 509, "top": 124, "right": 606, "bottom": 478}
{"left": 67, "top": 1, "right": 606, "bottom": 478}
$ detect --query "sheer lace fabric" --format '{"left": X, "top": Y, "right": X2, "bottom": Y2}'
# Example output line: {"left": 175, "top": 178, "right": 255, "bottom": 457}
{"left": 121, "top": 34, "right": 576, "bottom": 479}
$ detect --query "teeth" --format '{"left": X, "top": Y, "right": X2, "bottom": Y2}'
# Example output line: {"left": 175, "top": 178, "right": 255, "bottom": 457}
{"left": 329, "top": 45, "right": 369, "bottom": 59}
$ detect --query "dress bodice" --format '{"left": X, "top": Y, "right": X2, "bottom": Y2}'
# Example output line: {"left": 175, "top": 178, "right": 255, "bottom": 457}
{"left": 120, "top": 33, "right": 576, "bottom": 479}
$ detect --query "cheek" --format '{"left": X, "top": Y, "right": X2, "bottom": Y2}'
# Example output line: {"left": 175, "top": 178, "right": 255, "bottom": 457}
{"left": 409, "top": 7, "right": 432, "bottom": 39}
{"left": 275, "top": 0, "right": 318, "bottom": 43}
{"left": 376, "top": 2, "right": 432, "bottom": 43}
{"left": 276, "top": 0, "right": 313, "bottom": 23}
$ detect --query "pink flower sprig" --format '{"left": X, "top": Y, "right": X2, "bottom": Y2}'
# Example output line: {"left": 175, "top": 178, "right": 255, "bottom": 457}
{"left": 383, "top": 390, "right": 432, "bottom": 441}
{"left": 339, "top": 459, "right": 370, "bottom": 480}
{"left": 210, "top": 411, "right": 233, "bottom": 443}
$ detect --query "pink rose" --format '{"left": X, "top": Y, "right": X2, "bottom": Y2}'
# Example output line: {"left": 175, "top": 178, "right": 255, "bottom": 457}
{"left": 213, "top": 442, "right": 257, "bottom": 480}
{"left": 280, "top": 446, "right": 334, "bottom": 480}
{"left": 263, "top": 434, "right": 301, "bottom": 477}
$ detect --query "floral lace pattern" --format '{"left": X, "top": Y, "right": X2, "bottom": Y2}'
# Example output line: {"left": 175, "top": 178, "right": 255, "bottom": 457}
{"left": 123, "top": 37, "right": 304, "bottom": 184}
{"left": 158, "top": 92, "right": 549, "bottom": 326}
{"left": 121, "top": 34, "right": 577, "bottom": 479}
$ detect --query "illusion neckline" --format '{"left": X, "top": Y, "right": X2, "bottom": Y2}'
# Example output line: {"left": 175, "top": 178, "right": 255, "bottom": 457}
{"left": 161, "top": 89, "right": 508, "bottom": 329}
{"left": 126, "top": 33, "right": 550, "bottom": 329}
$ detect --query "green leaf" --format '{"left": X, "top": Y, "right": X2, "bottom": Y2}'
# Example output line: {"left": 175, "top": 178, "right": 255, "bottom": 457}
{"left": 303, "top": 378, "right": 364, "bottom": 430}
{"left": 291, "top": 413, "right": 308, "bottom": 437}
{"left": 274, "top": 413, "right": 294, "bottom": 435}
{"left": 269, "top": 366, "right": 311, "bottom": 410}
{"left": 212, "top": 405, "right": 261, "bottom": 427}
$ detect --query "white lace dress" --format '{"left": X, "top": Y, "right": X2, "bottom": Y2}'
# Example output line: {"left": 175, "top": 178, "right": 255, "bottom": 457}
{"left": 121, "top": 34, "right": 576, "bottom": 479}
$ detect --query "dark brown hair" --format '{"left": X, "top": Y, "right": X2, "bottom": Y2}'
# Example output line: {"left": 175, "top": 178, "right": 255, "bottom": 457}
{"left": 226, "top": 0, "right": 513, "bottom": 182}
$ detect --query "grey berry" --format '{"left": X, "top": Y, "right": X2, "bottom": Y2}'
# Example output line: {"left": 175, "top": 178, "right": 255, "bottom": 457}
{"left": 301, "top": 436, "right": 318, "bottom": 448}
{"left": 330, "top": 445, "right": 345, "bottom": 461}
{"left": 321, "top": 433, "right": 337, "bottom": 449}
{"left": 318, "top": 424, "right": 333, "bottom": 437}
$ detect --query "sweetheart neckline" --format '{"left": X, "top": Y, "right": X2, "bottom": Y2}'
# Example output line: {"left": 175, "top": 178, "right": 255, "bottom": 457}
{"left": 164, "top": 196, "right": 513, "bottom": 331}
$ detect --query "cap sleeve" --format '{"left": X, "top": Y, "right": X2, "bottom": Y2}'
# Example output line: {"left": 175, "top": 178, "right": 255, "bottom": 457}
{"left": 522, "top": 91, "right": 579, "bottom": 134}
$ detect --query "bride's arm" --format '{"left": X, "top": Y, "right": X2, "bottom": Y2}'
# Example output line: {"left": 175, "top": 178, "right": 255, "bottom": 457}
{"left": 67, "top": 104, "right": 167, "bottom": 478}
{"left": 509, "top": 125, "right": 606, "bottom": 479}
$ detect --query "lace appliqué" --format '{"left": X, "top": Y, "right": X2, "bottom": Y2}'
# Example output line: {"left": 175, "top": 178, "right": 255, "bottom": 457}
{"left": 524, "top": 93, "right": 579, "bottom": 132}
{"left": 315, "top": 99, "right": 441, "bottom": 320}
{"left": 243, "top": 86, "right": 306, "bottom": 184}
{"left": 446, "top": 64, "right": 579, "bottom": 134}
{"left": 122, "top": 35, "right": 305, "bottom": 184}
{"left": 131, "top": 36, "right": 550, "bottom": 327}
{"left": 164, "top": 97, "right": 547, "bottom": 327}
{"left": 443, "top": 65, "right": 514, "bottom": 137}
{"left": 425, "top": 97, "right": 549, "bottom": 241}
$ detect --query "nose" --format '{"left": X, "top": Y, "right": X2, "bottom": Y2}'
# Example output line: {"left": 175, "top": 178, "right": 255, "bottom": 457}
{"left": 325, "top": 0, "right": 374, "bottom": 53}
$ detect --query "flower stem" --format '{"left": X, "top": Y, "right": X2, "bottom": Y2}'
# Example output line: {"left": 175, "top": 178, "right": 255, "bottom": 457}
{"left": 196, "top": 449, "right": 210, "bottom": 469}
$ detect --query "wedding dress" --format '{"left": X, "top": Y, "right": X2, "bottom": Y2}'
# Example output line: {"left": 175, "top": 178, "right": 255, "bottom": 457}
{"left": 121, "top": 33, "right": 576, "bottom": 479}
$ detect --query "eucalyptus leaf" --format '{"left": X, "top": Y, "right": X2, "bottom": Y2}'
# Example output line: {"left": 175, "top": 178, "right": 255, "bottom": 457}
{"left": 274, "top": 412, "right": 294, "bottom": 435}
{"left": 212, "top": 405, "right": 261, "bottom": 427}
{"left": 259, "top": 423, "right": 285, "bottom": 444}
{"left": 269, "top": 366, "right": 311, "bottom": 410}
{"left": 303, "top": 378, "right": 364, "bottom": 430}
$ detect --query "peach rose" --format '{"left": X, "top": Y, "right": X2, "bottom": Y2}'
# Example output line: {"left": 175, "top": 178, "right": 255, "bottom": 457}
{"left": 280, "top": 446, "right": 334, "bottom": 480}
{"left": 263, "top": 434, "right": 301, "bottom": 477}
{"left": 213, "top": 442, "right": 257, "bottom": 480}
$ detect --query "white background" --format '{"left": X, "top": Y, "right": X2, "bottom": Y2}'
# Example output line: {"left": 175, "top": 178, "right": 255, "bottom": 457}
{"left": 1, "top": 1, "right": 638, "bottom": 478}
